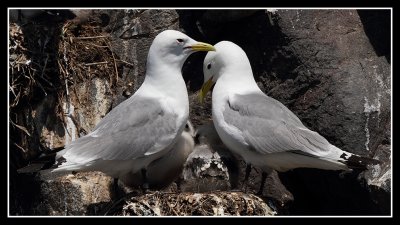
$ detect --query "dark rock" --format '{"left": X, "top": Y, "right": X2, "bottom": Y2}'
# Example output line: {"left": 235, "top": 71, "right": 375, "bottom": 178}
{"left": 107, "top": 9, "right": 180, "bottom": 95}
{"left": 10, "top": 9, "right": 77, "bottom": 24}
{"left": 9, "top": 9, "right": 45, "bottom": 23}
{"left": 31, "top": 94, "right": 66, "bottom": 149}
{"left": 200, "top": 10, "right": 261, "bottom": 23}
{"left": 238, "top": 165, "right": 294, "bottom": 212}
{"left": 35, "top": 172, "right": 114, "bottom": 215}
{"left": 362, "top": 142, "right": 391, "bottom": 214}
{"left": 273, "top": 10, "right": 390, "bottom": 215}
{"left": 358, "top": 10, "right": 391, "bottom": 63}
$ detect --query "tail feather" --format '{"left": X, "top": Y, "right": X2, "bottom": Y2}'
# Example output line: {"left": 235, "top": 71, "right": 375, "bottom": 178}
{"left": 17, "top": 153, "right": 57, "bottom": 174}
{"left": 345, "top": 154, "right": 382, "bottom": 170}
{"left": 19, "top": 155, "right": 79, "bottom": 180}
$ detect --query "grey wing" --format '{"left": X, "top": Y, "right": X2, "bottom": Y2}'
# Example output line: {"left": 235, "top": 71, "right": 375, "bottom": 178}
{"left": 223, "top": 93, "right": 331, "bottom": 156}
{"left": 59, "top": 96, "right": 180, "bottom": 164}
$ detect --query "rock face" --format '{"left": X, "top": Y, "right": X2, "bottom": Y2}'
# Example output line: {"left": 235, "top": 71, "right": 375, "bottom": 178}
{"left": 362, "top": 140, "right": 391, "bottom": 214}
{"left": 9, "top": 9, "right": 181, "bottom": 215}
{"left": 270, "top": 10, "right": 390, "bottom": 215}
{"left": 104, "top": 10, "right": 180, "bottom": 97}
{"left": 35, "top": 172, "right": 114, "bottom": 215}
{"left": 9, "top": 9, "right": 390, "bottom": 216}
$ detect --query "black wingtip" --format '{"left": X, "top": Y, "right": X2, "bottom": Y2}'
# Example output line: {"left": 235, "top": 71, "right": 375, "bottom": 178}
{"left": 17, "top": 152, "right": 63, "bottom": 173}
{"left": 54, "top": 156, "right": 67, "bottom": 168}
{"left": 342, "top": 153, "right": 381, "bottom": 170}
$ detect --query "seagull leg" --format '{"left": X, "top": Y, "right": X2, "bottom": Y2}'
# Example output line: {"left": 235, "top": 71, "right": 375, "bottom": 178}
{"left": 111, "top": 177, "right": 127, "bottom": 200}
{"left": 103, "top": 187, "right": 140, "bottom": 215}
{"left": 141, "top": 168, "right": 149, "bottom": 193}
{"left": 244, "top": 164, "right": 252, "bottom": 183}
{"left": 256, "top": 172, "right": 267, "bottom": 195}
{"left": 113, "top": 178, "right": 119, "bottom": 194}
{"left": 241, "top": 164, "right": 252, "bottom": 192}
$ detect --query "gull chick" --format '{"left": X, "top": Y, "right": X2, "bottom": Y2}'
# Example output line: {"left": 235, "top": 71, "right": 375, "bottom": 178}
{"left": 121, "top": 120, "right": 195, "bottom": 189}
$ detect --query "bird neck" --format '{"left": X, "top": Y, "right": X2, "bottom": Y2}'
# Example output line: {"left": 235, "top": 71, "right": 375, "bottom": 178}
{"left": 140, "top": 61, "right": 189, "bottom": 116}
{"left": 216, "top": 67, "right": 261, "bottom": 95}
{"left": 144, "top": 68, "right": 187, "bottom": 96}
{"left": 144, "top": 49, "right": 186, "bottom": 89}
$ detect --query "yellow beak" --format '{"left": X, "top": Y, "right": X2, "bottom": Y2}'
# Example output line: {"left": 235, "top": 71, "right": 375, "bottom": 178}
{"left": 189, "top": 42, "right": 216, "bottom": 52}
{"left": 198, "top": 76, "right": 214, "bottom": 103}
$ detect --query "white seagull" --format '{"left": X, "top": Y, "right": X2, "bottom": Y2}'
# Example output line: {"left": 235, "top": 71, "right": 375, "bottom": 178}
{"left": 35, "top": 30, "right": 215, "bottom": 188}
{"left": 199, "top": 41, "right": 379, "bottom": 194}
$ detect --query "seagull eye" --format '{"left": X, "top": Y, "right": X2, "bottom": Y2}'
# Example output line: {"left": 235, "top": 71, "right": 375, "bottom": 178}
{"left": 207, "top": 64, "right": 212, "bottom": 69}
{"left": 176, "top": 38, "right": 184, "bottom": 43}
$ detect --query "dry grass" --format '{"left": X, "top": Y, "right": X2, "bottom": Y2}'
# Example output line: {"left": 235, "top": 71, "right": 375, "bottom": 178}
{"left": 109, "top": 192, "right": 275, "bottom": 216}
{"left": 9, "top": 17, "right": 124, "bottom": 161}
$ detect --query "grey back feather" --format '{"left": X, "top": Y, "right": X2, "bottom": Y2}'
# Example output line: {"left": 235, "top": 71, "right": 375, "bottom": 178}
{"left": 223, "top": 93, "right": 331, "bottom": 156}
{"left": 58, "top": 96, "right": 179, "bottom": 164}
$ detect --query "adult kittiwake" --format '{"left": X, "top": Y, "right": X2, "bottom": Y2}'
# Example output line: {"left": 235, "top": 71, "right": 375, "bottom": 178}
{"left": 199, "top": 41, "right": 379, "bottom": 194}
{"left": 28, "top": 30, "right": 215, "bottom": 188}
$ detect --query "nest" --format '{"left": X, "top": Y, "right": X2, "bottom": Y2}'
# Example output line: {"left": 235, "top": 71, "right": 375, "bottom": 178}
{"left": 9, "top": 16, "right": 125, "bottom": 159}
{"left": 58, "top": 21, "right": 123, "bottom": 92}
{"left": 117, "top": 192, "right": 275, "bottom": 216}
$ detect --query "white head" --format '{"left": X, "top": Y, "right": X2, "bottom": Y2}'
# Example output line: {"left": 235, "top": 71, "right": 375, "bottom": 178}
{"left": 199, "top": 41, "right": 253, "bottom": 102}
{"left": 147, "top": 30, "right": 216, "bottom": 69}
